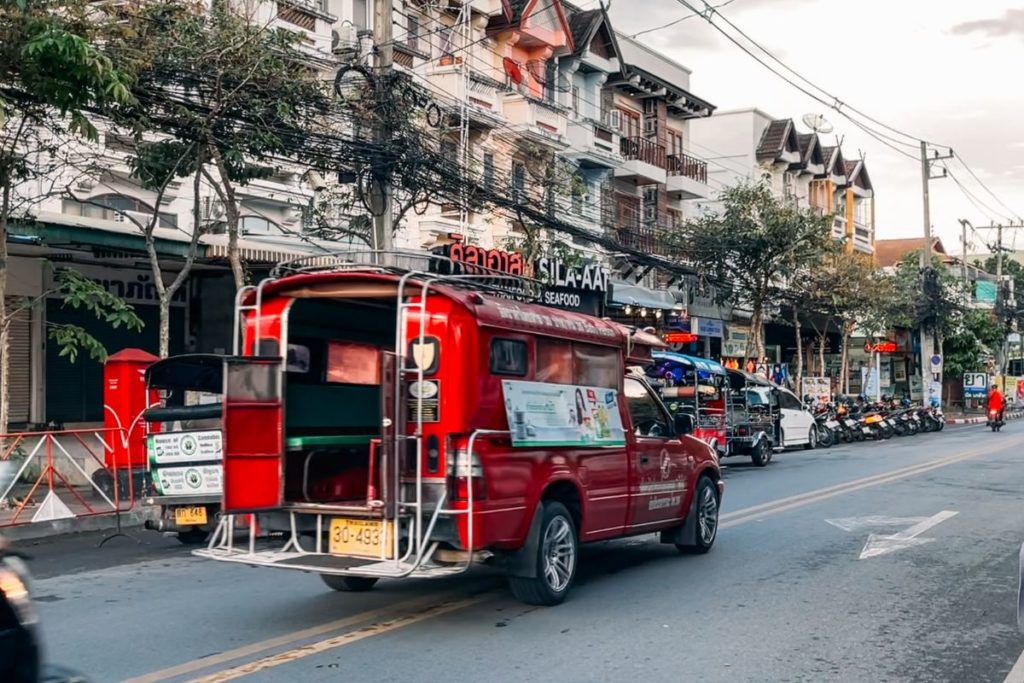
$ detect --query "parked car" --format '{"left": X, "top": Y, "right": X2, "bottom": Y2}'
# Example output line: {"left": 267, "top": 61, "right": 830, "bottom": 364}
{"left": 775, "top": 387, "right": 818, "bottom": 448}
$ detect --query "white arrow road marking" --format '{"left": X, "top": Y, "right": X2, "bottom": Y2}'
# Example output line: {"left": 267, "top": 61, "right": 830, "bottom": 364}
{"left": 858, "top": 510, "right": 959, "bottom": 559}
{"left": 825, "top": 515, "right": 928, "bottom": 532}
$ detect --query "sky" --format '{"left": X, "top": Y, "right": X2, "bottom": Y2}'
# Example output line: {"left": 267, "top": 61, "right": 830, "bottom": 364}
{"left": 607, "top": 0, "right": 1024, "bottom": 256}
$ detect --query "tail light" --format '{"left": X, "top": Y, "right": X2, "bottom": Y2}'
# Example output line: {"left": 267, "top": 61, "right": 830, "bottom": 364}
{"left": 446, "top": 437, "right": 487, "bottom": 502}
{"left": 990, "top": 409, "right": 998, "bottom": 416}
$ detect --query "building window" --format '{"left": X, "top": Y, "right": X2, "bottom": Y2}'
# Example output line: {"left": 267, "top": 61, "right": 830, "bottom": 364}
{"left": 440, "top": 138, "right": 458, "bottom": 165}
{"left": 571, "top": 86, "right": 580, "bottom": 117}
{"left": 436, "top": 26, "right": 454, "bottom": 60}
{"left": 490, "top": 338, "right": 528, "bottom": 376}
{"left": 482, "top": 152, "right": 495, "bottom": 188}
{"left": 239, "top": 216, "right": 282, "bottom": 236}
{"left": 667, "top": 129, "right": 684, "bottom": 157}
{"left": 62, "top": 194, "right": 178, "bottom": 229}
{"left": 642, "top": 186, "right": 658, "bottom": 227}
{"left": 544, "top": 61, "right": 557, "bottom": 103}
{"left": 406, "top": 14, "right": 419, "bottom": 51}
{"left": 511, "top": 161, "right": 526, "bottom": 203}
{"left": 352, "top": 0, "right": 368, "bottom": 30}
{"left": 615, "top": 107, "right": 641, "bottom": 139}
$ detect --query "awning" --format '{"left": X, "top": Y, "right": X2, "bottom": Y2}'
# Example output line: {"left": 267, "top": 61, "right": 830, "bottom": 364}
{"left": 609, "top": 280, "right": 677, "bottom": 310}
{"left": 200, "top": 234, "right": 341, "bottom": 267}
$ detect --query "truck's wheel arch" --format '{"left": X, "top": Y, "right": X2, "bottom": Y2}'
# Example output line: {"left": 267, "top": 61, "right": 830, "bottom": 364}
{"left": 504, "top": 479, "right": 583, "bottom": 579}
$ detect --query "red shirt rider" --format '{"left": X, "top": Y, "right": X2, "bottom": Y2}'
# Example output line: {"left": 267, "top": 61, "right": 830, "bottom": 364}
{"left": 989, "top": 386, "right": 1005, "bottom": 420}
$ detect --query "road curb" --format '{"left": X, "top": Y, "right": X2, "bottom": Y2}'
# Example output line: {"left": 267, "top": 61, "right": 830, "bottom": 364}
{"left": 1, "top": 507, "right": 156, "bottom": 542}
{"left": 945, "top": 411, "right": 1024, "bottom": 426}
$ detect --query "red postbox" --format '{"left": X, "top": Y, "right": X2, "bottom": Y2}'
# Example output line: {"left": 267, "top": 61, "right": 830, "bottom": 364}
{"left": 103, "top": 348, "right": 159, "bottom": 470}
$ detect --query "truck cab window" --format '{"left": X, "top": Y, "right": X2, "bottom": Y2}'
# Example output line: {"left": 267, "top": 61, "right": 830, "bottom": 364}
{"left": 624, "top": 377, "right": 670, "bottom": 438}
{"left": 490, "top": 338, "right": 528, "bottom": 376}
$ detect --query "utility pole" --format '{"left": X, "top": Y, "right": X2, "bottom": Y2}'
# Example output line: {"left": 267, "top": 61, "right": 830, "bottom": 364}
{"left": 371, "top": 0, "right": 394, "bottom": 255}
{"left": 958, "top": 218, "right": 971, "bottom": 288}
{"left": 918, "top": 141, "right": 954, "bottom": 406}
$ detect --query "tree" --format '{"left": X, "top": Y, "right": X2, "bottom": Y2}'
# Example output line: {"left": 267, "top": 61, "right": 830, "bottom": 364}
{"left": 668, "top": 182, "right": 834, "bottom": 360}
{"left": 943, "top": 309, "right": 1002, "bottom": 378}
{"left": 0, "top": 0, "right": 136, "bottom": 433}
{"left": 79, "top": 0, "right": 330, "bottom": 354}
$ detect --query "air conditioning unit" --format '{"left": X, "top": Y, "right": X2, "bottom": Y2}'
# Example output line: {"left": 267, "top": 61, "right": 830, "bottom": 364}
{"left": 203, "top": 198, "right": 225, "bottom": 224}
{"left": 332, "top": 24, "right": 358, "bottom": 56}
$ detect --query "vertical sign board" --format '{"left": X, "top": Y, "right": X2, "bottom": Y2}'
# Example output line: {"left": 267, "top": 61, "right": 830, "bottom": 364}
{"left": 963, "top": 373, "right": 989, "bottom": 399}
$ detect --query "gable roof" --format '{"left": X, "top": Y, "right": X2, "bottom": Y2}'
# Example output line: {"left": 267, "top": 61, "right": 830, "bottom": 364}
{"left": 792, "top": 133, "right": 825, "bottom": 172}
{"left": 818, "top": 145, "right": 848, "bottom": 181}
{"left": 493, "top": 0, "right": 575, "bottom": 51}
{"left": 563, "top": 4, "right": 621, "bottom": 61}
{"left": 875, "top": 237, "right": 950, "bottom": 268}
{"left": 756, "top": 119, "right": 800, "bottom": 162}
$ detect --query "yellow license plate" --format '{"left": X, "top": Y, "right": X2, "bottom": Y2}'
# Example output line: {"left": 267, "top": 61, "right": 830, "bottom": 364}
{"left": 329, "top": 518, "right": 392, "bottom": 558}
{"left": 174, "top": 506, "right": 208, "bottom": 526}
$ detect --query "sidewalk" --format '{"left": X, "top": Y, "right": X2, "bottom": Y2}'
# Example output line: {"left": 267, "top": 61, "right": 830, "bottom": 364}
{"left": 945, "top": 410, "right": 1024, "bottom": 426}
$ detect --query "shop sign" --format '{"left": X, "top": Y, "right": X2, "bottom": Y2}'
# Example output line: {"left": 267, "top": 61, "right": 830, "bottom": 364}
{"left": 664, "top": 332, "right": 698, "bottom": 344}
{"left": 963, "top": 373, "right": 988, "bottom": 398}
{"left": 430, "top": 239, "right": 609, "bottom": 316}
{"left": 49, "top": 264, "right": 188, "bottom": 307}
{"left": 864, "top": 341, "right": 898, "bottom": 353}
{"left": 693, "top": 318, "right": 724, "bottom": 338}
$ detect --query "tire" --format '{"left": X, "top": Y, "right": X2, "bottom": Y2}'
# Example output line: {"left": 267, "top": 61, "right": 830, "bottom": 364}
{"left": 176, "top": 529, "right": 210, "bottom": 545}
{"left": 880, "top": 424, "right": 894, "bottom": 440}
{"left": 508, "top": 501, "right": 578, "bottom": 606}
{"left": 907, "top": 421, "right": 920, "bottom": 436}
{"left": 677, "top": 477, "right": 719, "bottom": 555}
{"left": 816, "top": 425, "right": 834, "bottom": 448}
{"left": 320, "top": 575, "right": 380, "bottom": 592}
{"left": 804, "top": 427, "right": 817, "bottom": 450}
{"left": 750, "top": 439, "right": 769, "bottom": 467}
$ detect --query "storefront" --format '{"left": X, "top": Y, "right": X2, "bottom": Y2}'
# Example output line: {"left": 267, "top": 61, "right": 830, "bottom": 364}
{"left": 3, "top": 256, "right": 45, "bottom": 426}
{"left": 45, "top": 263, "right": 188, "bottom": 424}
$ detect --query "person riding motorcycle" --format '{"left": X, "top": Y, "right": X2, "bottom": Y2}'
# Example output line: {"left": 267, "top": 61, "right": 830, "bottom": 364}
{"left": 989, "top": 385, "right": 1006, "bottom": 424}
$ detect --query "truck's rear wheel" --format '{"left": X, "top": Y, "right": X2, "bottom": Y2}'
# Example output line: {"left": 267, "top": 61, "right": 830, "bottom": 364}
{"left": 508, "top": 501, "right": 578, "bottom": 606}
{"left": 750, "top": 440, "right": 769, "bottom": 467}
{"left": 677, "top": 476, "right": 719, "bottom": 554}
{"left": 320, "top": 575, "right": 379, "bottom": 592}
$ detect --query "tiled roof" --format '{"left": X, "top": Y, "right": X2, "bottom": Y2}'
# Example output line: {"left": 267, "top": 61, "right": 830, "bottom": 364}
{"left": 875, "top": 238, "right": 949, "bottom": 268}
{"left": 508, "top": 0, "right": 529, "bottom": 21}
{"left": 844, "top": 160, "right": 859, "bottom": 177}
{"left": 566, "top": 8, "right": 601, "bottom": 51}
{"left": 756, "top": 119, "right": 797, "bottom": 160}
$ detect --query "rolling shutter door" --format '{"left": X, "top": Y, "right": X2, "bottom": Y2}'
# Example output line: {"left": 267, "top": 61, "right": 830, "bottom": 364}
{"left": 4, "top": 299, "right": 31, "bottom": 424}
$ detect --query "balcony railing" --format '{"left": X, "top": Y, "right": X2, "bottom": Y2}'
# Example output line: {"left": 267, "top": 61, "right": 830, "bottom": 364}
{"left": 620, "top": 137, "right": 666, "bottom": 169}
{"left": 666, "top": 153, "right": 708, "bottom": 184}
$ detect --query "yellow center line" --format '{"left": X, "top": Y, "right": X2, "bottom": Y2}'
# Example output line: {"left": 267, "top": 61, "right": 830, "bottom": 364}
{"left": 186, "top": 593, "right": 495, "bottom": 683}
{"left": 130, "top": 436, "right": 1024, "bottom": 682}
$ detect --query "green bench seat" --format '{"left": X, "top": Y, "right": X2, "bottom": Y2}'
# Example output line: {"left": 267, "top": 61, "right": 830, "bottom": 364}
{"left": 285, "top": 434, "right": 377, "bottom": 451}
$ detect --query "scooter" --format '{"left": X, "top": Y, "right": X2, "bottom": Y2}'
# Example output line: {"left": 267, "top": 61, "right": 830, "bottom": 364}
{"left": 0, "top": 463, "right": 90, "bottom": 683}
{"left": 989, "top": 408, "right": 1005, "bottom": 432}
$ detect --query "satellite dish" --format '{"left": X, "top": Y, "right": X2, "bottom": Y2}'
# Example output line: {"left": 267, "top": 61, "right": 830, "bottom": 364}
{"left": 802, "top": 113, "right": 834, "bottom": 134}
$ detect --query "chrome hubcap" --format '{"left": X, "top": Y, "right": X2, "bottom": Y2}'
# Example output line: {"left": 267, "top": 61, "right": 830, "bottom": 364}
{"left": 697, "top": 486, "right": 719, "bottom": 545}
{"left": 542, "top": 516, "right": 575, "bottom": 592}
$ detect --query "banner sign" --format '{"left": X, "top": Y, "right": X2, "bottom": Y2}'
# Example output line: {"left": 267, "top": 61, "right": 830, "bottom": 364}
{"left": 502, "top": 380, "right": 625, "bottom": 448}
{"left": 147, "top": 430, "right": 222, "bottom": 465}
{"left": 153, "top": 464, "right": 223, "bottom": 496}
{"left": 963, "top": 372, "right": 988, "bottom": 398}
{"left": 802, "top": 377, "right": 831, "bottom": 404}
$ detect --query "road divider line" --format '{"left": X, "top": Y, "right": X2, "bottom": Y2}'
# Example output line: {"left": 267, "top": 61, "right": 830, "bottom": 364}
{"left": 120, "top": 586, "right": 494, "bottom": 683}
{"left": 722, "top": 436, "right": 1024, "bottom": 529}
{"left": 132, "top": 435, "right": 1024, "bottom": 683}
{"left": 186, "top": 593, "right": 495, "bottom": 683}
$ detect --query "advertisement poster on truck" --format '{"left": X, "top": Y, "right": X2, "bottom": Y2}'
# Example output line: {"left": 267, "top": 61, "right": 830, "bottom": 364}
{"left": 502, "top": 380, "right": 626, "bottom": 447}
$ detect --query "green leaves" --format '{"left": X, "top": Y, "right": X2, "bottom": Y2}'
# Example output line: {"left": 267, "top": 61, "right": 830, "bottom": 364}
{"left": 44, "top": 268, "right": 144, "bottom": 363}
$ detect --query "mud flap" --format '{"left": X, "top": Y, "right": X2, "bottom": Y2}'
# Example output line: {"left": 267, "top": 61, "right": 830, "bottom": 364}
{"left": 504, "top": 502, "right": 545, "bottom": 578}
{"left": 660, "top": 486, "right": 699, "bottom": 546}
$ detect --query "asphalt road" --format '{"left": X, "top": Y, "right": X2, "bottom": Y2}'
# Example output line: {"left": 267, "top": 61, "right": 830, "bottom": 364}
{"left": 21, "top": 424, "right": 1024, "bottom": 683}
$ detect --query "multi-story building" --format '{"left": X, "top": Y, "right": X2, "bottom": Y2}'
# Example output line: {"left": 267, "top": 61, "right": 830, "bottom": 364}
{"left": 690, "top": 108, "right": 876, "bottom": 255}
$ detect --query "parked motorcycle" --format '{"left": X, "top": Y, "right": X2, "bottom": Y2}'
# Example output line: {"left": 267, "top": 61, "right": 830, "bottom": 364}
{"left": 0, "top": 463, "right": 90, "bottom": 683}
{"left": 812, "top": 406, "right": 838, "bottom": 448}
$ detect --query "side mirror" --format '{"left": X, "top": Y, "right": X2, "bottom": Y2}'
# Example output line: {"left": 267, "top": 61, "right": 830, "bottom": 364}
{"left": 675, "top": 413, "right": 695, "bottom": 436}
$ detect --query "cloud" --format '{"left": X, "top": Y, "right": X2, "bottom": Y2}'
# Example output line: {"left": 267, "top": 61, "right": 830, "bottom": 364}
{"left": 951, "top": 9, "right": 1024, "bottom": 39}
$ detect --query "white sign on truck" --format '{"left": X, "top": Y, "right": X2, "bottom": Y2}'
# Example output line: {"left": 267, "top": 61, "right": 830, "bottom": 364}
{"left": 154, "top": 464, "right": 223, "bottom": 496}
{"left": 148, "top": 430, "right": 222, "bottom": 465}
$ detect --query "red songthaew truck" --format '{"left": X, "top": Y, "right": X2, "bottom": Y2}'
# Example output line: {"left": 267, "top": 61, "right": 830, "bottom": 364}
{"left": 195, "top": 253, "right": 722, "bottom": 605}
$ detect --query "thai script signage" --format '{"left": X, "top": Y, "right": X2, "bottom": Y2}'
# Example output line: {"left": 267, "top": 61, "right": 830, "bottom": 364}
{"left": 430, "top": 237, "right": 609, "bottom": 315}
{"left": 864, "top": 341, "right": 898, "bottom": 353}
{"left": 49, "top": 264, "right": 188, "bottom": 307}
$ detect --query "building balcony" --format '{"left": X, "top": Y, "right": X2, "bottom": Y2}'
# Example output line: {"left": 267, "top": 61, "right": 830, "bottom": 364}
{"left": 273, "top": 0, "right": 336, "bottom": 57}
{"left": 504, "top": 94, "right": 568, "bottom": 147}
{"left": 852, "top": 220, "right": 874, "bottom": 254}
{"left": 665, "top": 153, "right": 709, "bottom": 200}
{"left": 614, "top": 137, "right": 667, "bottom": 185}
{"left": 426, "top": 68, "right": 506, "bottom": 128}
{"left": 832, "top": 215, "right": 847, "bottom": 241}
{"left": 565, "top": 119, "right": 622, "bottom": 169}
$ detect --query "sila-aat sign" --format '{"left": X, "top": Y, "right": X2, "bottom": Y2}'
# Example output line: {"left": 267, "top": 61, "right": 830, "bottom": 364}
{"left": 432, "top": 238, "right": 610, "bottom": 315}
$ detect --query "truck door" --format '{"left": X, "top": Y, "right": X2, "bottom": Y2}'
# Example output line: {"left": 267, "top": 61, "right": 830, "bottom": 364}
{"left": 623, "top": 376, "right": 690, "bottom": 529}
{"left": 222, "top": 356, "right": 284, "bottom": 512}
